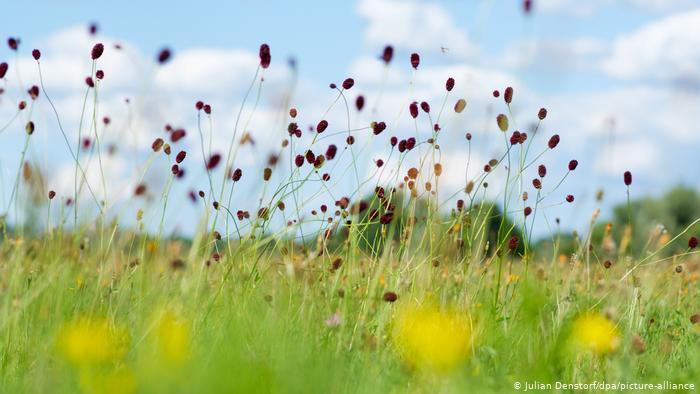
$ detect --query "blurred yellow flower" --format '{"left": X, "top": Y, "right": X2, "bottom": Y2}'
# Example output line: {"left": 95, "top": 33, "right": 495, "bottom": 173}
{"left": 155, "top": 312, "right": 190, "bottom": 365}
{"left": 392, "top": 304, "right": 473, "bottom": 371}
{"left": 570, "top": 313, "right": 620, "bottom": 355}
{"left": 57, "top": 317, "right": 129, "bottom": 366}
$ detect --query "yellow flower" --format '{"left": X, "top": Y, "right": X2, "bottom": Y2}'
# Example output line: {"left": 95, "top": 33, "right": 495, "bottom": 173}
{"left": 57, "top": 317, "right": 129, "bottom": 366}
{"left": 155, "top": 312, "right": 190, "bottom": 365}
{"left": 570, "top": 313, "right": 620, "bottom": 355}
{"left": 392, "top": 304, "right": 473, "bottom": 371}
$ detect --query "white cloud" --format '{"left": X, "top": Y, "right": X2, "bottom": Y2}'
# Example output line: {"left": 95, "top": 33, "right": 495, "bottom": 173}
{"left": 538, "top": 0, "right": 697, "bottom": 17}
{"left": 601, "top": 8, "right": 700, "bottom": 84}
{"left": 356, "top": 0, "right": 473, "bottom": 58}
{"left": 502, "top": 37, "right": 606, "bottom": 72}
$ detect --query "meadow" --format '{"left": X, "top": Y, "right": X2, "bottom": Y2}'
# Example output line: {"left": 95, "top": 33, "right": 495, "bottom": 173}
{"left": 0, "top": 33, "right": 699, "bottom": 394}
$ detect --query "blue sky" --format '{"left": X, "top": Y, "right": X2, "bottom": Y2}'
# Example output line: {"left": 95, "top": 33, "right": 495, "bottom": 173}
{"left": 1, "top": 0, "right": 699, "bottom": 239}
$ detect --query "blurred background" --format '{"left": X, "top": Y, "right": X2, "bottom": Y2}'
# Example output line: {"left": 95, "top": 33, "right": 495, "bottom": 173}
{"left": 1, "top": 0, "right": 699, "bottom": 241}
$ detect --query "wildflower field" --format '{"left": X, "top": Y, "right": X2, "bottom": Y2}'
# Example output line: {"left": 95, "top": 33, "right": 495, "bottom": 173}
{"left": 1, "top": 4, "right": 700, "bottom": 393}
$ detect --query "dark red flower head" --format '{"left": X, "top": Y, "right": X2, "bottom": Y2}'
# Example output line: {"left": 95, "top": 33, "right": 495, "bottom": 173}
{"left": 504, "top": 87, "right": 513, "bottom": 104}
{"left": 689, "top": 236, "right": 698, "bottom": 249}
{"left": 196, "top": 101, "right": 204, "bottom": 110}
{"left": 372, "top": 121, "right": 386, "bottom": 135}
{"left": 342, "top": 78, "right": 354, "bottom": 90}
{"left": 32, "top": 49, "right": 41, "bottom": 60}
{"left": 568, "top": 160, "right": 578, "bottom": 171}
{"left": 406, "top": 137, "right": 416, "bottom": 150}
{"left": 294, "top": 154, "right": 304, "bottom": 167}
{"left": 410, "top": 53, "right": 420, "bottom": 69}
{"left": 316, "top": 120, "right": 328, "bottom": 133}
{"left": 8, "top": 37, "right": 19, "bottom": 51}
{"left": 28, "top": 85, "right": 39, "bottom": 100}
{"left": 85, "top": 77, "right": 95, "bottom": 87}
{"left": 566, "top": 194, "right": 575, "bottom": 203}
{"left": 48, "top": 190, "right": 56, "bottom": 200}
{"left": 383, "top": 291, "right": 398, "bottom": 302}
{"left": 355, "top": 95, "right": 365, "bottom": 111}
{"left": 624, "top": 171, "right": 632, "bottom": 186}
{"left": 508, "top": 235, "right": 519, "bottom": 251}
{"left": 382, "top": 45, "right": 394, "bottom": 64}
{"left": 510, "top": 131, "right": 521, "bottom": 145}
{"left": 259, "top": 43, "right": 271, "bottom": 69}
{"left": 446, "top": 77, "right": 455, "bottom": 92}
{"left": 91, "top": 43, "right": 104, "bottom": 60}
{"left": 409, "top": 102, "right": 418, "bottom": 119}
{"left": 325, "top": 144, "right": 337, "bottom": 160}
{"left": 0, "top": 62, "right": 8, "bottom": 79}
{"left": 523, "top": 0, "right": 533, "bottom": 14}
{"left": 95, "top": 70, "right": 104, "bottom": 80}
{"left": 538, "top": 164, "right": 547, "bottom": 178}
{"left": 398, "top": 139, "right": 407, "bottom": 152}
{"left": 532, "top": 178, "right": 542, "bottom": 189}
{"left": 538, "top": 108, "right": 547, "bottom": 120}
{"left": 390, "top": 136, "right": 398, "bottom": 147}
{"left": 203, "top": 104, "right": 211, "bottom": 114}
{"left": 305, "top": 150, "right": 315, "bottom": 164}
{"left": 151, "top": 138, "right": 164, "bottom": 152}
{"left": 89, "top": 23, "right": 98, "bottom": 35}
{"left": 232, "top": 168, "right": 242, "bottom": 181}
{"left": 157, "top": 48, "right": 172, "bottom": 64}
{"left": 547, "top": 134, "right": 560, "bottom": 149}
{"left": 492, "top": 90, "right": 500, "bottom": 98}
{"left": 171, "top": 128, "right": 186, "bottom": 142}
{"left": 420, "top": 101, "right": 430, "bottom": 113}
{"left": 524, "top": 207, "right": 532, "bottom": 217}
{"left": 206, "top": 153, "right": 221, "bottom": 170}
{"left": 176, "top": 150, "right": 186, "bottom": 163}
